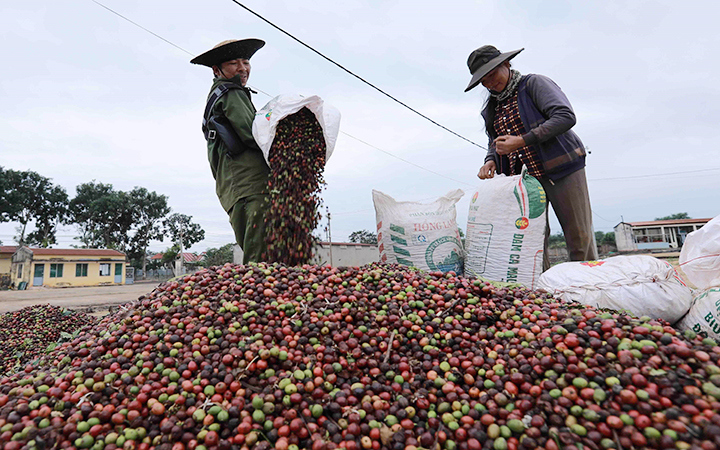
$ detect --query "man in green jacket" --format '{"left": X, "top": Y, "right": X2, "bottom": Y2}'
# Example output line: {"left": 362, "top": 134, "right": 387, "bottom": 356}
{"left": 191, "top": 39, "right": 270, "bottom": 264}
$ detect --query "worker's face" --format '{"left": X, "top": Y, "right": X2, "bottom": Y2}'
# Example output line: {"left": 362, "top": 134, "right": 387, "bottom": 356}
{"left": 480, "top": 61, "right": 510, "bottom": 93}
{"left": 215, "top": 59, "right": 251, "bottom": 85}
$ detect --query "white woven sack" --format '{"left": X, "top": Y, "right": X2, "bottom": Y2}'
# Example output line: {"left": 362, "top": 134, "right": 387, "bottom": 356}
{"left": 464, "top": 170, "right": 547, "bottom": 288}
{"left": 252, "top": 94, "right": 341, "bottom": 166}
{"left": 373, "top": 189, "right": 464, "bottom": 273}
{"left": 679, "top": 214, "right": 720, "bottom": 290}
{"left": 676, "top": 288, "right": 720, "bottom": 340}
{"left": 537, "top": 255, "right": 692, "bottom": 323}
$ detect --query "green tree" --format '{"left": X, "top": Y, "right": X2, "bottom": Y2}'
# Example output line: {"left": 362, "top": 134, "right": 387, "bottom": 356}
{"left": 164, "top": 213, "right": 205, "bottom": 249}
{"left": 1, "top": 169, "right": 69, "bottom": 246}
{"left": 125, "top": 187, "right": 171, "bottom": 274}
{"left": 548, "top": 232, "right": 566, "bottom": 248}
{"left": 69, "top": 182, "right": 128, "bottom": 248}
{"left": 603, "top": 232, "right": 616, "bottom": 246}
{"left": 0, "top": 167, "right": 20, "bottom": 223}
{"left": 25, "top": 185, "right": 70, "bottom": 247}
{"left": 204, "top": 243, "right": 235, "bottom": 267}
{"left": 458, "top": 228, "right": 466, "bottom": 248}
{"left": 69, "top": 183, "right": 171, "bottom": 261}
{"left": 348, "top": 230, "right": 377, "bottom": 244}
{"left": 161, "top": 245, "right": 180, "bottom": 269}
{"left": 595, "top": 231, "right": 605, "bottom": 245}
{"left": 595, "top": 231, "right": 617, "bottom": 248}
{"left": 655, "top": 212, "right": 690, "bottom": 220}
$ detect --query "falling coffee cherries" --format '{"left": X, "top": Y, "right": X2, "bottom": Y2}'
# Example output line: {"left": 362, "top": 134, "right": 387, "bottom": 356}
{"left": 263, "top": 107, "right": 326, "bottom": 266}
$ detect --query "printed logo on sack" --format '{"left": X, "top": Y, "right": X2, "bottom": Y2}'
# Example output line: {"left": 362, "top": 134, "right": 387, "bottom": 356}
{"left": 425, "top": 236, "right": 463, "bottom": 274}
{"left": 472, "top": 192, "right": 479, "bottom": 203}
{"left": 513, "top": 175, "right": 546, "bottom": 220}
{"left": 515, "top": 217, "right": 529, "bottom": 230}
{"left": 265, "top": 111, "right": 273, "bottom": 121}
{"left": 581, "top": 261, "right": 605, "bottom": 267}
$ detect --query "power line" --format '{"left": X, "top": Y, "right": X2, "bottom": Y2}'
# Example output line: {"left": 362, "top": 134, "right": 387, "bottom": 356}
{"left": 340, "top": 132, "right": 476, "bottom": 188}
{"left": 90, "top": 0, "right": 479, "bottom": 187}
{"left": 89, "top": 0, "right": 271, "bottom": 95}
{"left": 592, "top": 211, "right": 615, "bottom": 224}
{"left": 89, "top": 1, "right": 719, "bottom": 197}
{"left": 589, "top": 167, "right": 720, "bottom": 182}
{"left": 91, "top": 0, "right": 194, "bottom": 57}
{"left": 226, "top": 0, "right": 486, "bottom": 150}
{"left": 332, "top": 195, "right": 444, "bottom": 217}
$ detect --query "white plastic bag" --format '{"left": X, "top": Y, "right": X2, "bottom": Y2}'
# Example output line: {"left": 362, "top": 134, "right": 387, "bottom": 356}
{"left": 679, "top": 214, "right": 720, "bottom": 290}
{"left": 676, "top": 288, "right": 720, "bottom": 340}
{"left": 252, "top": 94, "right": 341, "bottom": 166}
{"left": 538, "top": 255, "right": 693, "bottom": 323}
{"left": 373, "top": 189, "right": 464, "bottom": 273}
{"left": 464, "top": 170, "right": 547, "bottom": 288}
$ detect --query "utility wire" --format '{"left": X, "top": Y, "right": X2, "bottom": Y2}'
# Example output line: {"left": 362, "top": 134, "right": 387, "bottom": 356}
{"left": 91, "top": 0, "right": 194, "bottom": 56}
{"left": 90, "top": 1, "right": 720, "bottom": 197}
{"left": 332, "top": 195, "right": 444, "bottom": 217}
{"left": 90, "top": 0, "right": 473, "bottom": 187}
{"left": 227, "top": 0, "right": 486, "bottom": 150}
{"left": 90, "top": 0, "right": 270, "bottom": 95}
{"left": 94, "top": 0, "right": 485, "bottom": 151}
{"left": 592, "top": 211, "right": 615, "bottom": 223}
{"left": 589, "top": 167, "right": 720, "bottom": 182}
{"left": 339, "top": 132, "right": 476, "bottom": 188}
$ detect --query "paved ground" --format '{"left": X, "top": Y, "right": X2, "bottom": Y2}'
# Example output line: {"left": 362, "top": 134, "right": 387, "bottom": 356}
{"left": 0, "top": 281, "right": 163, "bottom": 315}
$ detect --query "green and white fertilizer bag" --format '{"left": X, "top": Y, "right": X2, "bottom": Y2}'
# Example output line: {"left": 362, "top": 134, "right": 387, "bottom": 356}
{"left": 464, "top": 169, "right": 547, "bottom": 288}
{"left": 676, "top": 288, "right": 720, "bottom": 340}
{"left": 538, "top": 255, "right": 693, "bottom": 324}
{"left": 373, "top": 189, "right": 464, "bottom": 274}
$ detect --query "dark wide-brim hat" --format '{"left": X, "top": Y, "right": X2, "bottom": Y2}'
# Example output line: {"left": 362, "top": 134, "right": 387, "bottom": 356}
{"left": 464, "top": 45, "right": 524, "bottom": 92}
{"left": 190, "top": 38, "right": 265, "bottom": 67}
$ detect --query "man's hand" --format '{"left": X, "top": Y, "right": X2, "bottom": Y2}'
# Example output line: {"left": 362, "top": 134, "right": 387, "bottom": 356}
{"left": 494, "top": 135, "right": 525, "bottom": 155}
{"left": 478, "top": 161, "right": 497, "bottom": 179}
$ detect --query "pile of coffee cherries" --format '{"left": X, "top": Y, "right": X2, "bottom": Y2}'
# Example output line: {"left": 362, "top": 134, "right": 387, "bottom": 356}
{"left": 0, "top": 304, "right": 96, "bottom": 377}
{"left": 1, "top": 263, "right": 720, "bottom": 450}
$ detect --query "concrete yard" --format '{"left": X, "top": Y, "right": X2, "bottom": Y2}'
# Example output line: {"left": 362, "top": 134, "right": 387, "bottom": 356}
{"left": 0, "top": 281, "right": 162, "bottom": 315}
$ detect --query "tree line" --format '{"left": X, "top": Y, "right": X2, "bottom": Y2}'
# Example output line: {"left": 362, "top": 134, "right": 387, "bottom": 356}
{"left": 0, "top": 167, "right": 205, "bottom": 271}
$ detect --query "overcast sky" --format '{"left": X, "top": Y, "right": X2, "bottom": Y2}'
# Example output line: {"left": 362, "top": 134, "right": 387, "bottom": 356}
{"left": 1, "top": 0, "right": 719, "bottom": 253}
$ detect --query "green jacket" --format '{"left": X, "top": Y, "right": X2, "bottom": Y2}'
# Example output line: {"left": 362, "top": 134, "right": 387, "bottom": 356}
{"left": 206, "top": 75, "right": 270, "bottom": 212}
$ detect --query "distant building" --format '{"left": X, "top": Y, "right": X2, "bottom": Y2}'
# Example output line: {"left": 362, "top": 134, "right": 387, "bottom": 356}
{"left": 232, "top": 242, "right": 380, "bottom": 267}
{"left": 614, "top": 218, "right": 711, "bottom": 252}
{"left": 150, "top": 252, "right": 206, "bottom": 264}
{"left": 0, "top": 246, "right": 18, "bottom": 275}
{"left": 10, "top": 247, "right": 127, "bottom": 288}
{"left": 149, "top": 252, "right": 206, "bottom": 276}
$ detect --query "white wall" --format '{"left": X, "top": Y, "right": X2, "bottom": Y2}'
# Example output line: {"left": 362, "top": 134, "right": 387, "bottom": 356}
{"left": 312, "top": 243, "right": 379, "bottom": 267}
{"left": 614, "top": 223, "right": 637, "bottom": 252}
{"left": 233, "top": 243, "right": 379, "bottom": 267}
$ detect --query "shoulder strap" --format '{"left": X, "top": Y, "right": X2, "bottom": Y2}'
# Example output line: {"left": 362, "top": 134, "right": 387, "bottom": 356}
{"left": 203, "top": 82, "right": 243, "bottom": 130}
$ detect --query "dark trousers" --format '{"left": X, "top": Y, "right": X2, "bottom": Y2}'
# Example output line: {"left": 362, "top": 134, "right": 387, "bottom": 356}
{"left": 228, "top": 194, "right": 269, "bottom": 264}
{"left": 539, "top": 168, "right": 598, "bottom": 270}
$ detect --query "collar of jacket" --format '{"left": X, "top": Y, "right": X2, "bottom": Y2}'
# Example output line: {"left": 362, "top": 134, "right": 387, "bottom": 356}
{"left": 213, "top": 75, "right": 257, "bottom": 94}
